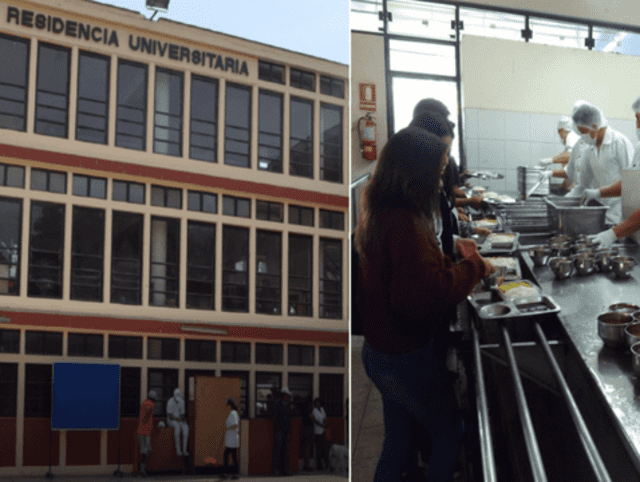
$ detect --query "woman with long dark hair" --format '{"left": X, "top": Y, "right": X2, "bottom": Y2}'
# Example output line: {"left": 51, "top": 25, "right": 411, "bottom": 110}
{"left": 355, "top": 127, "right": 494, "bottom": 482}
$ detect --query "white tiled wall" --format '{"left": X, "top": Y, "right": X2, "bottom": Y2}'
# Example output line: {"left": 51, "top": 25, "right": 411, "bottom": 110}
{"left": 462, "top": 108, "right": 637, "bottom": 195}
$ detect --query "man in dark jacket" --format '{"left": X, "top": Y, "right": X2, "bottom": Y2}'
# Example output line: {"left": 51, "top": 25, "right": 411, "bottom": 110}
{"left": 271, "top": 387, "right": 293, "bottom": 476}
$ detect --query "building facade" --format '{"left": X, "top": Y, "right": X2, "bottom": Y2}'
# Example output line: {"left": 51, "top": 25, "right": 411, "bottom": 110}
{"left": 0, "top": 0, "right": 349, "bottom": 475}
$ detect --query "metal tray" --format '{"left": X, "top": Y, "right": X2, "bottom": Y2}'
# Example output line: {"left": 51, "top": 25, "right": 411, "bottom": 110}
{"left": 468, "top": 281, "right": 561, "bottom": 321}
{"left": 477, "top": 232, "right": 520, "bottom": 255}
{"left": 545, "top": 197, "right": 609, "bottom": 235}
{"left": 485, "top": 256, "right": 522, "bottom": 281}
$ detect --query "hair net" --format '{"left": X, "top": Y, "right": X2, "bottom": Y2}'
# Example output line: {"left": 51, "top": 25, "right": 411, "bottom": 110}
{"left": 557, "top": 116, "right": 573, "bottom": 132}
{"left": 572, "top": 103, "right": 607, "bottom": 129}
{"left": 412, "top": 98, "right": 450, "bottom": 121}
{"left": 632, "top": 96, "right": 640, "bottom": 113}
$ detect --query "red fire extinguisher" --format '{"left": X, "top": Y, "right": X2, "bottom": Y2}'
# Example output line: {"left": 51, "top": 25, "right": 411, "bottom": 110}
{"left": 359, "top": 113, "right": 377, "bottom": 161}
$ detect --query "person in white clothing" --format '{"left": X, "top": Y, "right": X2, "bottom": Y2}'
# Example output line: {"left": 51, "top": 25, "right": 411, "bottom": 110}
{"left": 220, "top": 398, "right": 240, "bottom": 480}
{"left": 585, "top": 95, "right": 640, "bottom": 248}
{"left": 547, "top": 116, "right": 581, "bottom": 193}
{"left": 567, "top": 102, "right": 633, "bottom": 225}
{"left": 166, "top": 388, "right": 189, "bottom": 457}
{"left": 312, "top": 398, "right": 329, "bottom": 471}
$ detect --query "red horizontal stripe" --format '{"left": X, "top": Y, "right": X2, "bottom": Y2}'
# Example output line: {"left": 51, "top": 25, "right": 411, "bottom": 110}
{"left": 0, "top": 310, "right": 348, "bottom": 344}
{"left": 0, "top": 144, "right": 348, "bottom": 208}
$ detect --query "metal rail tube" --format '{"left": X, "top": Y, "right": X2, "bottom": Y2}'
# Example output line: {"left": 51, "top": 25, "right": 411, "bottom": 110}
{"left": 472, "top": 323, "right": 497, "bottom": 482}
{"left": 501, "top": 325, "right": 548, "bottom": 482}
{"left": 534, "top": 322, "right": 612, "bottom": 482}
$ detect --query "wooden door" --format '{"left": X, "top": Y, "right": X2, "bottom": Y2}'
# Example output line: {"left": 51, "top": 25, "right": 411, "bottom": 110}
{"left": 193, "top": 376, "right": 241, "bottom": 467}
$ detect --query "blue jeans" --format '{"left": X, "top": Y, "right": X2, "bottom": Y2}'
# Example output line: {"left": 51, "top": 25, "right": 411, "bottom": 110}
{"left": 362, "top": 339, "right": 464, "bottom": 482}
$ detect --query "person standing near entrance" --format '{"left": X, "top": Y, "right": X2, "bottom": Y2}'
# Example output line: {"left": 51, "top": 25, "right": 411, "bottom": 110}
{"left": 300, "top": 398, "right": 315, "bottom": 471}
{"left": 137, "top": 390, "right": 157, "bottom": 477}
{"left": 220, "top": 398, "right": 240, "bottom": 480}
{"left": 271, "top": 387, "right": 293, "bottom": 476}
{"left": 167, "top": 388, "right": 190, "bottom": 457}
{"left": 312, "top": 398, "right": 329, "bottom": 471}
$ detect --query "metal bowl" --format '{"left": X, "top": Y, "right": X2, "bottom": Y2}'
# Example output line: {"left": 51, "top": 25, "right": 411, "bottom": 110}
{"left": 633, "top": 311, "right": 640, "bottom": 322}
{"left": 595, "top": 251, "right": 616, "bottom": 273}
{"left": 480, "top": 303, "right": 512, "bottom": 318}
{"left": 550, "top": 234, "right": 573, "bottom": 245}
{"left": 609, "top": 303, "right": 640, "bottom": 313}
{"left": 598, "top": 312, "right": 634, "bottom": 348}
{"left": 549, "top": 257, "right": 574, "bottom": 280}
{"left": 549, "top": 241, "right": 572, "bottom": 257}
{"left": 625, "top": 322, "right": 640, "bottom": 347}
{"left": 573, "top": 255, "right": 596, "bottom": 276}
{"left": 574, "top": 236, "right": 597, "bottom": 248}
{"left": 528, "top": 246, "right": 551, "bottom": 267}
{"left": 632, "top": 342, "right": 640, "bottom": 374}
{"left": 611, "top": 256, "right": 636, "bottom": 279}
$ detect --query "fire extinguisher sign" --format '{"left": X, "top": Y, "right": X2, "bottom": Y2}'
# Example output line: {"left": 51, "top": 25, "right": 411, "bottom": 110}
{"left": 359, "top": 83, "right": 376, "bottom": 112}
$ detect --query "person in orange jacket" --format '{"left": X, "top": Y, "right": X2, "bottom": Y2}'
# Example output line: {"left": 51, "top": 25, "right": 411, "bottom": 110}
{"left": 137, "top": 390, "right": 157, "bottom": 477}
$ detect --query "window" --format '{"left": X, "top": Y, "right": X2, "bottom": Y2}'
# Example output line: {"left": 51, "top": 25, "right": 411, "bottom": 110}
{"left": 147, "top": 337, "right": 179, "bottom": 360}
{"left": 76, "top": 51, "right": 110, "bottom": 144}
{"left": 108, "top": 335, "right": 143, "bottom": 359}
{"left": 25, "top": 364, "right": 52, "bottom": 417}
{"left": 258, "top": 60, "right": 285, "bottom": 84}
{"left": 148, "top": 368, "right": 178, "bottom": 417}
{"left": 289, "top": 234, "right": 312, "bottom": 317}
{"left": 320, "top": 209, "right": 345, "bottom": 231}
{"left": 151, "top": 185, "right": 182, "bottom": 209}
{"left": 30, "top": 168, "right": 66, "bottom": 193}
{"left": 0, "top": 329, "right": 19, "bottom": 353}
{"left": 319, "top": 346, "right": 345, "bottom": 367}
{"left": 111, "top": 211, "right": 143, "bottom": 305}
{"left": 0, "top": 163, "right": 25, "bottom": 188}
{"left": 73, "top": 174, "right": 107, "bottom": 198}
{"left": 221, "top": 370, "right": 249, "bottom": 418}
{"left": 290, "top": 68, "right": 315, "bottom": 91}
{"left": 149, "top": 217, "right": 180, "bottom": 307}
{"left": 112, "top": 180, "right": 145, "bottom": 204}
{"left": 459, "top": 8, "right": 525, "bottom": 42}
{"left": 25, "top": 331, "right": 62, "bottom": 356}
{"left": 187, "top": 221, "right": 216, "bottom": 310}
{"left": 389, "top": 39, "right": 456, "bottom": 76}
{"left": 258, "top": 90, "right": 283, "bottom": 173}
{"left": 320, "top": 238, "right": 342, "bottom": 319}
{"left": 320, "top": 373, "right": 344, "bottom": 417}
{"left": 288, "top": 373, "right": 313, "bottom": 406}
{"left": 154, "top": 68, "right": 183, "bottom": 156}
{"left": 190, "top": 75, "right": 218, "bottom": 162}
{"left": 289, "top": 97, "right": 313, "bottom": 178}
{"left": 0, "top": 34, "right": 29, "bottom": 132}
{"left": 288, "top": 344, "right": 315, "bottom": 366}
{"left": 529, "top": 18, "right": 589, "bottom": 49}
{"left": 255, "top": 371, "right": 281, "bottom": 418}
{"left": 35, "top": 43, "right": 70, "bottom": 138}
{"left": 223, "top": 196, "right": 251, "bottom": 218}
{"left": 185, "top": 339, "right": 216, "bottom": 362}
{"left": 320, "top": 104, "right": 343, "bottom": 183}
{"left": 0, "top": 363, "right": 17, "bottom": 416}
{"left": 320, "top": 75, "right": 345, "bottom": 98}
{"left": 71, "top": 207, "right": 105, "bottom": 302}
{"left": 289, "top": 205, "right": 314, "bottom": 226}
{"left": 256, "top": 200, "right": 283, "bottom": 222}
{"left": 593, "top": 27, "right": 640, "bottom": 55}
{"left": 224, "top": 83, "right": 251, "bottom": 168}
{"left": 116, "top": 60, "right": 147, "bottom": 151}
{"left": 223, "top": 226, "right": 249, "bottom": 312}
{"left": 0, "top": 197, "right": 22, "bottom": 296}
{"left": 221, "top": 341, "right": 250, "bottom": 363}
{"left": 256, "top": 230, "right": 281, "bottom": 315}
{"left": 255, "top": 343, "right": 283, "bottom": 364}
{"left": 28, "top": 202, "right": 65, "bottom": 299}
{"left": 67, "top": 333, "right": 104, "bottom": 357}
{"left": 187, "top": 191, "right": 217, "bottom": 214}
{"left": 386, "top": 1, "right": 456, "bottom": 41}
{"left": 120, "top": 366, "right": 141, "bottom": 417}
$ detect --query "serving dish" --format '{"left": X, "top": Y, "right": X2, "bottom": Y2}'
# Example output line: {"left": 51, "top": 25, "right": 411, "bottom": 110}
{"left": 477, "top": 232, "right": 520, "bottom": 255}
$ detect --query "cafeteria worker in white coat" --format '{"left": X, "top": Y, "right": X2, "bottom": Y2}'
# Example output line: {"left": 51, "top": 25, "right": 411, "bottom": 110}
{"left": 547, "top": 115, "right": 581, "bottom": 192}
{"left": 584, "top": 95, "right": 640, "bottom": 248}
{"left": 567, "top": 102, "right": 633, "bottom": 225}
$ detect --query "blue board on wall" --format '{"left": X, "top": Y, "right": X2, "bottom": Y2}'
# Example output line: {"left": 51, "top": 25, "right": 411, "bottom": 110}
{"left": 52, "top": 363, "right": 120, "bottom": 430}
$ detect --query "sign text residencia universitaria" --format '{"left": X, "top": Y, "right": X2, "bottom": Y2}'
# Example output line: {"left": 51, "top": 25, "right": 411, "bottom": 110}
{"left": 5, "top": 5, "right": 250, "bottom": 76}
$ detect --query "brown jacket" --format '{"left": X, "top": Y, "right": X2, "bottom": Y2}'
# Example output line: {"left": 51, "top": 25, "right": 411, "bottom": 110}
{"left": 356, "top": 209, "right": 486, "bottom": 355}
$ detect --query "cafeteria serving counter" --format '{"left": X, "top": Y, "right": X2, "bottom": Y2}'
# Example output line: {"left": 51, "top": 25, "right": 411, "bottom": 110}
{"left": 468, "top": 239, "right": 640, "bottom": 482}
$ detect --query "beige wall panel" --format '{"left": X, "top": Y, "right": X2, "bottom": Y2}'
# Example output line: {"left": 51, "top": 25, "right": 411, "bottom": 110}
{"left": 460, "top": 34, "right": 640, "bottom": 120}
{"left": 351, "top": 32, "right": 387, "bottom": 183}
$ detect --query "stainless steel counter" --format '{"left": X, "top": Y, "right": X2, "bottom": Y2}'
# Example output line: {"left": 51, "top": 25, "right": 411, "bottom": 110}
{"left": 529, "top": 241, "right": 640, "bottom": 468}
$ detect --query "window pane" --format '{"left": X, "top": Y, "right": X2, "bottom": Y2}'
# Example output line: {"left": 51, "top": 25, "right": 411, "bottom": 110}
{"left": 116, "top": 61, "right": 147, "bottom": 151}
{"left": 255, "top": 372, "right": 281, "bottom": 417}
{"left": 320, "top": 373, "right": 344, "bottom": 417}
{"left": 256, "top": 230, "right": 281, "bottom": 315}
{"left": 202, "top": 193, "right": 217, "bottom": 214}
{"left": 289, "top": 235, "right": 312, "bottom": 317}
{"left": 25, "top": 364, "right": 52, "bottom": 417}
{"left": 71, "top": 207, "right": 104, "bottom": 302}
{"left": 320, "top": 104, "right": 343, "bottom": 183}
{"left": 255, "top": 343, "right": 283, "bottom": 364}
{"left": 187, "top": 221, "right": 215, "bottom": 310}
{"left": 350, "top": 0, "right": 382, "bottom": 33}
{"left": 0, "top": 35, "right": 29, "bottom": 132}
{"left": 111, "top": 211, "right": 143, "bottom": 305}
{"left": 0, "top": 197, "right": 21, "bottom": 296}
{"left": 288, "top": 373, "right": 313, "bottom": 406}
{"left": 459, "top": 8, "right": 526, "bottom": 42}
{"left": 120, "top": 366, "right": 141, "bottom": 417}
{"left": 221, "top": 341, "right": 250, "bottom": 363}
{"left": 185, "top": 339, "right": 216, "bottom": 362}
{"left": 222, "top": 226, "right": 249, "bottom": 312}
{"left": 593, "top": 27, "right": 640, "bottom": 56}
{"left": 258, "top": 91, "right": 283, "bottom": 173}
{"left": 225, "top": 84, "right": 251, "bottom": 168}
{"left": 6, "top": 166, "right": 25, "bottom": 188}
{"left": 320, "top": 238, "right": 342, "bottom": 319}
{"left": 89, "top": 177, "right": 107, "bottom": 199}
{"left": 76, "top": 52, "right": 109, "bottom": 144}
{"left": 73, "top": 175, "right": 88, "bottom": 196}
{"left": 290, "top": 98, "right": 313, "bottom": 178}
{"left": 389, "top": 39, "right": 456, "bottom": 76}
{"left": 28, "top": 202, "right": 64, "bottom": 299}
{"left": 529, "top": 18, "right": 589, "bottom": 49}
{"left": 387, "top": 0, "right": 457, "bottom": 41}
{"left": 0, "top": 329, "right": 20, "bottom": 353}
{"left": 154, "top": 69, "right": 182, "bottom": 156}
{"left": 319, "top": 346, "right": 345, "bottom": 367}
{"left": 150, "top": 218, "right": 180, "bottom": 307}
{"left": 35, "top": 44, "right": 70, "bottom": 138}
{"left": 30, "top": 169, "right": 47, "bottom": 191}
{"left": 190, "top": 75, "right": 218, "bottom": 162}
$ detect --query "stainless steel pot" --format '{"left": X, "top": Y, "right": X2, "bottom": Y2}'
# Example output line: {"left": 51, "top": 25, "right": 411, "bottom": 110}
{"left": 574, "top": 255, "right": 596, "bottom": 276}
{"left": 528, "top": 245, "right": 551, "bottom": 267}
{"left": 549, "top": 257, "right": 574, "bottom": 280}
{"left": 632, "top": 342, "right": 640, "bottom": 374}
{"left": 611, "top": 256, "right": 636, "bottom": 279}
{"left": 624, "top": 322, "right": 640, "bottom": 347}
{"left": 598, "top": 312, "right": 634, "bottom": 349}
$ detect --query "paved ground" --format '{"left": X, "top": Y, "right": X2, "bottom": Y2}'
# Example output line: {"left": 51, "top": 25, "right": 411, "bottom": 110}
{"left": 2, "top": 474, "right": 346, "bottom": 482}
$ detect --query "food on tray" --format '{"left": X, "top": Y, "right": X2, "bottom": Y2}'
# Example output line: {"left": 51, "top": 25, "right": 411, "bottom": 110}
{"left": 487, "top": 257, "right": 518, "bottom": 270}
{"left": 498, "top": 281, "right": 539, "bottom": 299}
{"left": 472, "top": 186, "right": 486, "bottom": 193}
{"left": 483, "top": 191, "right": 499, "bottom": 199}
{"left": 489, "top": 234, "right": 516, "bottom": 246}
{"left": 476, "top": 218, "right": 498, "bottom": 228}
